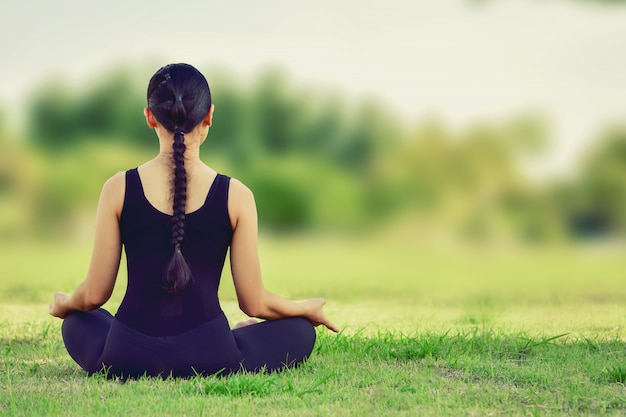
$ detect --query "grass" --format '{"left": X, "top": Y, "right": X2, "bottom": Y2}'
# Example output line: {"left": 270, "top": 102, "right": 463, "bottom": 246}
{"left": 1, "top": 234, "right": 625, "bottom": 416}
{"left": 1, "top": 308, "right": 625, "bottom": 416}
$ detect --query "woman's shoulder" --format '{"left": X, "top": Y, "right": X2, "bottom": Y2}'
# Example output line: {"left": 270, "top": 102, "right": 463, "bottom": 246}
{"left": 99, "top": 171, "right": 128, "bottom": 215}
{"left": 103, "top": 170, "right": 128, "bottom": 192}
{"left": 228, "top": 177, "right": 255, "bottom": 201}
{"left": 226, "top": 177, "right": 257, "bottom": 228}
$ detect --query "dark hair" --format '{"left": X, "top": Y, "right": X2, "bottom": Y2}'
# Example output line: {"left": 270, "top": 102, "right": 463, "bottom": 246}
{"left": 147, "top": 63, "right": 212, "bottom": 293}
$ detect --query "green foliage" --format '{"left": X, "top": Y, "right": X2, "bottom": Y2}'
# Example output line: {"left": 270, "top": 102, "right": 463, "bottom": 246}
{"left": 10, "top": 64, "right": 626, "bottom": 239}
{"left": 246, "top": 169, "right": 313, "bottom": 230}
{"left": 27, "top": 81, "right": 81, "bottom": 148}
{"left": 0, "top": 105, "right": 6, "bottom": 137}
{"left": 503, "top": 113, "right": 550, "bottom": 157}
{"left": 556, "top": 126, "right": 626, "bottom": 238}
{"left": 0, "top": 140, "right": 153, "bottom": 239}
{"left": 23, "top": 67, "right": 411, "bottom": 234}
{"left": 27, "top": 70, "right": 151, "bottom": 150}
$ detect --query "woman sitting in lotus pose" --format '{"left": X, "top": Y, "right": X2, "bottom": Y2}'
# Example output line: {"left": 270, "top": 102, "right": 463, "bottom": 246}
{"left": 49, "top": 63, "right": 338, "bottom": 379}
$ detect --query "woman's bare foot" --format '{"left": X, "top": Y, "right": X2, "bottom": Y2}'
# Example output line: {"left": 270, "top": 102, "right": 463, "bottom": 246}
{"left": 232, "top": 319, "right": 258, "bottom": 329}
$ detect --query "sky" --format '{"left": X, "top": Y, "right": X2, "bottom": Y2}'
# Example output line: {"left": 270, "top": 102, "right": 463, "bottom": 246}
{"left": 2, "top": 0, "right": 626, "bottom": 178}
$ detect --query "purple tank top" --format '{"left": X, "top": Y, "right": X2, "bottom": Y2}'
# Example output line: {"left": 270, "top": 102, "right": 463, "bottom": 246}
{"left": 116, "top": 168, "right": 233, "bottom": 336}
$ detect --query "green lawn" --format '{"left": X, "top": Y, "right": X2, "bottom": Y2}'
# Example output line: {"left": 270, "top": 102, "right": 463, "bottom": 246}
{"left": 1, "top": 235, "right": 625, "bottom": 416}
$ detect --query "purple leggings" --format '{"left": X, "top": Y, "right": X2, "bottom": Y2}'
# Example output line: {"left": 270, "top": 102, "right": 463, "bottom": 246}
{"left": 61, "top": 309, "right": 316, "bottom": 379}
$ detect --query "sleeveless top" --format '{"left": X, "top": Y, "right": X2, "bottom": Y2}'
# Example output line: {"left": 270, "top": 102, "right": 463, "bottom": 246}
{"left": 116, "top": 168, "right": 233, "bottom": 337}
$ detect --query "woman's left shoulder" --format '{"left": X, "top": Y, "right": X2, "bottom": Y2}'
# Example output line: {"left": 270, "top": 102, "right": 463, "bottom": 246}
{"left": 227, "top": 177, "right": 253, "bottom": 197}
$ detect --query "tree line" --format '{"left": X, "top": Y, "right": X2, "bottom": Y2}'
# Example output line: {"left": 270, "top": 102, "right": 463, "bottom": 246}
{"left": 1, "top": 66, "right": 625, "bottom": 242}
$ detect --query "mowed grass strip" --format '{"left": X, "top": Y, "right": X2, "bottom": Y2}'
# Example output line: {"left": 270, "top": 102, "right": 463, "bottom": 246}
{"left": 1, "top": 307, "right": 625, "bottom": 417}
{"left": 3, "top": 235, "right": 626, "bottom": 306}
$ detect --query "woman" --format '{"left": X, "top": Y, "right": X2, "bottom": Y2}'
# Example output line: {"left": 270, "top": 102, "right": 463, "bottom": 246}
{"left": 49, "top": 63, "right": 338, "bottom": 379}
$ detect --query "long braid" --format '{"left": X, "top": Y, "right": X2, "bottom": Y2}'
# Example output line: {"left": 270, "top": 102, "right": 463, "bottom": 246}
{"left": 171, "top": 127, "right": 187, "bottom": 252}
{"left": 146, "top": 63, "right": 212, "bottom": 293}
{"left": 161, "top": 126, "right": 193, "bottom": 293}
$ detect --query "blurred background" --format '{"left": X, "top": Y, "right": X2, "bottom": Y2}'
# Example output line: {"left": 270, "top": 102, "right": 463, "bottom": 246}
{"left": 1, "top": 1, "right": 626, "bottom": 308}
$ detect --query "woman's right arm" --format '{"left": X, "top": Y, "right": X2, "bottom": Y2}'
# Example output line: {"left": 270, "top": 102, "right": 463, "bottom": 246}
{"left": 49, "top": 172, "right": 124, "bottom": 318}
{"left": 228, "top": 179, "right": 338, "bottom": 333}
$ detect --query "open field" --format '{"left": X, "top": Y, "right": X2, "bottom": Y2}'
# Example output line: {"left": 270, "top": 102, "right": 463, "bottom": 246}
{"left": 1, "top": 235, "right": 625, "bottom": 416}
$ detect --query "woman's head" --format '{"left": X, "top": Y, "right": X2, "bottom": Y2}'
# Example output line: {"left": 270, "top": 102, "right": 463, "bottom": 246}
{"left": 147, "top": 63, "right": 212, "bottom": 133}
{"left": 146, "top": 63, "right": 211, "bottom": 294}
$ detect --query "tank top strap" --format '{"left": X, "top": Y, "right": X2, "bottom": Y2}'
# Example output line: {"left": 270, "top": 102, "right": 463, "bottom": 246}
{"left": 123, "top": 168, "right": 143, "bottom": 207}
{"left": 209, "top": 174, "right": 231, "bottom": 218}
{"left": 213, "top": 174, "right": 231, "bottom": 204}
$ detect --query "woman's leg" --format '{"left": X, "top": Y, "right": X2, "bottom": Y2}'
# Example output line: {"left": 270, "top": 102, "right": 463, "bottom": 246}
{"left": 61, "top": 308, "right": 113, "bottom": 374}
{"left": 232, "top": 317, "right": 316, "bottom": 372}
{"left": 165, "top": 313, "right": 243, "bottom": 378}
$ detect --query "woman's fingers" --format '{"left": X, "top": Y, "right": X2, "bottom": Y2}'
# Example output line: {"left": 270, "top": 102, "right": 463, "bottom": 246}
{"left": 306, "top": 298, "right": 339, "bottom": 333}
{"left": 49, "top": 291, "right": 68, "bottom": 318}
{"left": 323, "top": 317, "right": 340, "bottom": 333}
{"left": 54, "top": 291, "right": 68, "bottom": 302}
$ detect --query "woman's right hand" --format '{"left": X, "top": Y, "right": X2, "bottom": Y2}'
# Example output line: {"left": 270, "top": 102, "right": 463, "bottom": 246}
{"left": 299, "top": 298, "right": 339, "bottom": 333}
{"left": 49, "top": 291, "right": 70, "bottom": 319}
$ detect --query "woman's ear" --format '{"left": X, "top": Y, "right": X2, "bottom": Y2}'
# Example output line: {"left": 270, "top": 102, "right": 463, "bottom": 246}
{"left": 144, "top": 108, "right": 158, "bottom": 128}
{"left": 203, "top": 104, "right": 215, "bottom": 127}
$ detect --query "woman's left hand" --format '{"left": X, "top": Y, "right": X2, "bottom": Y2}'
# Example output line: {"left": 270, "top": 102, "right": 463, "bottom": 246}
{"left": 49, "top": 291, "right": 70, "bottom": 319}
{"left": 299, "top": 298, "right": 339, "bottom": 333}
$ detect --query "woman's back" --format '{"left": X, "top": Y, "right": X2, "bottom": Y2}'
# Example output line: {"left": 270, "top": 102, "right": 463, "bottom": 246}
{"left": 135, "top": 161, "right": 218, "bottom": 216}
{"left": 116, "top": 167, "right": 233, "bottom": 336}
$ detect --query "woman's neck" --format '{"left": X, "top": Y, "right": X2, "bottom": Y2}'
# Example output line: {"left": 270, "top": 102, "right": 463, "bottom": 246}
{"left": 153, "top": 149, "right": 204, "bottom": 172}
{"left": 155, "top": 128, "right": 206, "bottom": 168}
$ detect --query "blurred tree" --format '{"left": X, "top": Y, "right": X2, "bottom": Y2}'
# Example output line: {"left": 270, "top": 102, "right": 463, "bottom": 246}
{"left": 204, "top": 75, "right": 253, "bottom": 164}
{"left": 448, "top": 123, "right": 520, "bottom": 210}
{"left": 297, "top": 95, "right": 348, "bottom": 156}
{"left": 74, "top": 70, "right": 150, "bottom": 147}
{"left": 399, "top": 119, "right": 451, "bottom": 209}
{"left": 567, "top": 126, "right": 626, "bottom": 236}
{"left": 27, "top": 81, "right": 80, "bottom": 149}
{"left": 337, "top": 99, "right": 399, "bottom": 171}
{"left": 27, "top": 71, "right": 150, "bottom": 149}
{"left": 497, "top": 186, "right": 563, "bottom": 243}
{"left": 0, "top": 106, "right": 5, "bottom": 139}
{"left": 0, "top": 139, "right": 47, "bottom": 240}
{"left": 244, "top": 167, "right": 312, "bottom": 230}
{"left": 450, "top": 126, "right": 505, "bottom": 240}
{"left": 19, "top": 64, "right": 583, "bottom": 239}
{"left": 503, "top": 113, "right": 550, "bottom": 157}
{"left": 250, "top": 69, "right": 306, "bottom": 155}
{"left": 344, "top": 99, "right": 405, "bottom": 217}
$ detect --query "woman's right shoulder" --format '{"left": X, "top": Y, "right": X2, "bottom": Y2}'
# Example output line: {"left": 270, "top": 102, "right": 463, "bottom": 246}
{"left": 99, "top": 171, "right": 128, "bottom": 216}
{"left": 103, "top": 170, "right": 128, "bottom": 191}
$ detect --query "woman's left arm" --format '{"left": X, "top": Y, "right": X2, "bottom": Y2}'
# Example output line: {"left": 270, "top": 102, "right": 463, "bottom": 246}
{"left": 49, "top": 172, "right": 125, "bottom": 319}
